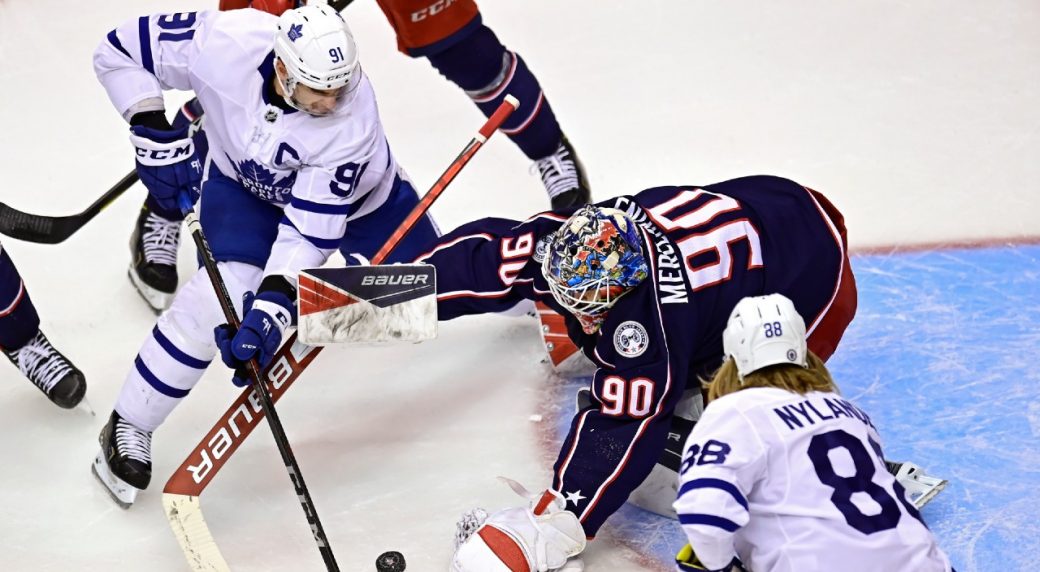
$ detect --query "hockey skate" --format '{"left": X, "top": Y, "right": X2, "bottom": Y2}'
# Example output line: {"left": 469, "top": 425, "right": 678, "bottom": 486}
{"left": 128, "top": 203, "right": 181, "bottom": 313}
{"left": 533, "top": 134, "right": 591, "bottom": 210}
{"left": 887, "top": 460, "right": 948, "bottom": 509}
{"left": 3, "top": 330, "right": 86, "bottom": 409}
{"left": 92, "top": 411, "right": 153, "bottom": 508}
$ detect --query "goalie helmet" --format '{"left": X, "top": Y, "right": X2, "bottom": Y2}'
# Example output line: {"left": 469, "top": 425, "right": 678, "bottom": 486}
{"left": 541, "top": 206, "right": 649, "bottom": 333}
{"left": 273, "top": 4, "right": 361, "bottom": 115}
{"left": 722, "top": 293, "right": 808, "bottom": 380}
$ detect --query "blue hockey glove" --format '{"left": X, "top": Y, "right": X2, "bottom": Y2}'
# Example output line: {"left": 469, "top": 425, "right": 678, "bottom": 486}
{"left": 214, "top": 290, "right": 295, "bottom": 387}
{"left": 675, "top": 544, "right": 746, "bottom": 572}
{"left": 130, "top": 124, "right": 203, "bottom": 214}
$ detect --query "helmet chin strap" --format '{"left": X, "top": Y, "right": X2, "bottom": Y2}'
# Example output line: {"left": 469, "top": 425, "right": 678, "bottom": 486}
{"left": 276, "top": 72, "right": 303, "bottom": 112}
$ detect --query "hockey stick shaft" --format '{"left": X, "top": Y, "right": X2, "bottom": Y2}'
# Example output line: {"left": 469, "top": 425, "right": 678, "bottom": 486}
{"left": 0, "top": 170, "right": 138, "bottom": 244}
{"left": 163, "top": 97, "right": 517, "bottom": 501}
{"left": 179, "top": 197, "right": 340, "bottom": 570}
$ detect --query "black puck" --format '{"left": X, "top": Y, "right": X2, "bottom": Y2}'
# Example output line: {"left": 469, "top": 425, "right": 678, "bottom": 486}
{"left": 376, "top": 550, "right": 406, "bottom": 572}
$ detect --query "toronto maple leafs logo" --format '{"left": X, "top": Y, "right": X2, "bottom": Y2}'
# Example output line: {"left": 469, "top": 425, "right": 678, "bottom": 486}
{"left": 228, "top": 155, "right": 298, "bottom": 204}
{"left": 287, "top": 23, "right": 303, "bottom": 43}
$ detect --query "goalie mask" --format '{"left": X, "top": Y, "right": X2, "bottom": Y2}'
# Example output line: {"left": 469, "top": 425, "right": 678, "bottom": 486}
{"left": 273, "top": 4, "right": 361, "bottom": 117}
{"left": 541, "top": 206, "right": 649, "bottom": 333}
{"left": 723, "top": 293, "right": 808, "bottom": 380}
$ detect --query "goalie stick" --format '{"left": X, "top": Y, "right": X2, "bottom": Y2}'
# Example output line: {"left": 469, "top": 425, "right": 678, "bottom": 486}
{"left": 162, "top": 95, "right": 519, "bottom": 571}
{"left": 0, "top": 171, "right": 138, "bottom": 244}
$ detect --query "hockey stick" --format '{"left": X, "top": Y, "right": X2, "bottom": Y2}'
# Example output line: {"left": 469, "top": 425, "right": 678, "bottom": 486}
{"left": 175, "top": 191, "right": 341, "bottom": 570}
{"left": 161, "top": 96, "right": 519, "bottom": 571}
{"left": 0, "top": 170, "right": 138, "bottom": 244}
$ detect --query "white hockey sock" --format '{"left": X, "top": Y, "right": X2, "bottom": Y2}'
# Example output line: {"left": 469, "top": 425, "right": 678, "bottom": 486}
{"left": 115, "top": 262, "right": 261, "bottom": 431}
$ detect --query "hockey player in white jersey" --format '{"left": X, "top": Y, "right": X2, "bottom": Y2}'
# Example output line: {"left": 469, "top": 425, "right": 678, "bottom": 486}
{"left": 673, "top": 294, "right": 953, "bottom": 572}
{"left": 90, "top": 5, "right": 439, "bottom": 506}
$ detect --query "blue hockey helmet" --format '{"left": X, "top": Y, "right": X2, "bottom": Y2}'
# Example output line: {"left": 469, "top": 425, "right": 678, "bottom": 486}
{"left": 541, "top": 206, "right": 649, "bottom": 333}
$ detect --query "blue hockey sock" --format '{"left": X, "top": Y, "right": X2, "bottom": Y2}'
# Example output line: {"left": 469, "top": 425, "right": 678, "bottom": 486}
{"left": 426, "top": 24, "right": 562, "bottom": 160}
{"left": 0, "top": 248, "right": 40, "bottom": 351}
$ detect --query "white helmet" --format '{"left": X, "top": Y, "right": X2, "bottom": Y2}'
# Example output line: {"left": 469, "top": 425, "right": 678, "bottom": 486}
{"left": 273, "top": 4, "right": 360, "bottom": 113}
{"left": 722, "top": 293, "right": 808, "bottom": 380}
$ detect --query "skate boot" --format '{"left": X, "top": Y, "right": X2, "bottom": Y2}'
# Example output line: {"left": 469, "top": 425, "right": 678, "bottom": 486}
{"left": 886, "top": 460, "right": 948, "bottom": 509}
{"left": 533, "top": 134, "right": 591, "bottom": 210}
{"left": 93, "top": 411, "right": 153, "bottom": 508}
{"left": 128, "top": 203, "right": 181, "bottom": 313}
{"left": 3, "top": 330, "right": 86, "bottom": 409}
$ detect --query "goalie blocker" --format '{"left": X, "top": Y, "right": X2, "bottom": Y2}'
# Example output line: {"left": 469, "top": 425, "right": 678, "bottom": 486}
{"left": 298, "top": 264, "right": 437, "bottom": 345}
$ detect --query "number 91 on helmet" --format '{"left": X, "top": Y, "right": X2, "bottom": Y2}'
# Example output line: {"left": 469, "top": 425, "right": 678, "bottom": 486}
{"left": 273, "top": 4, "right": 361, "bottom": 117}
{"left": 541, "top": 206, "right": 649, "bottom": 334}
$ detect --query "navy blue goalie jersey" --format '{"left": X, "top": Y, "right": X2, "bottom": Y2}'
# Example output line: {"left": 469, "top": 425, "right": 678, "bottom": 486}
{"left": 415, "top": 175, "right": 857, "bottom": 536}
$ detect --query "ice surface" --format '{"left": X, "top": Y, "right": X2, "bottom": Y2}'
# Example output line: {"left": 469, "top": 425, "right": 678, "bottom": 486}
{"left": 0, "top": 0, "right": 1037, "bottom": 570}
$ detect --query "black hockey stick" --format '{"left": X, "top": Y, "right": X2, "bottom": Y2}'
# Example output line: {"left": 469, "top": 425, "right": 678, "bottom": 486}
{"left": 178, "top": 194, "right": 340, "bottom": 571}
{"left": 0, "top": 170, "right": 138, "bottom": 244}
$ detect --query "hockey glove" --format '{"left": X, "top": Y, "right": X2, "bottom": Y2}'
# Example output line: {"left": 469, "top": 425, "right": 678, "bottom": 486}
{"left": 130, "top": 123, "right": 203, "bottom": 215}
{"left": 214, "top": 290, "right": 294, "bottom": 387}
{"left": 451, "top": 478, "right": 586, "bottom": 572}
{"left": 675, "top": 544, "right": 746, "bottom": 572}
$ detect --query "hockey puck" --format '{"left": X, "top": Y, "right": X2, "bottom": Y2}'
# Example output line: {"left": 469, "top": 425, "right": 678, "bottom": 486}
{"left": 375, "top": 550, "right": 406, "bottom": 572}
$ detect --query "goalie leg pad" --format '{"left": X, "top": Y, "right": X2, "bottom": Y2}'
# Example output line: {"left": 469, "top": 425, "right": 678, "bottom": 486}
{"left": 452, "top": 482, "right": 586, "bottom": 572}
{"left": 537, "top": 302, "right": 582, "bottom": 370}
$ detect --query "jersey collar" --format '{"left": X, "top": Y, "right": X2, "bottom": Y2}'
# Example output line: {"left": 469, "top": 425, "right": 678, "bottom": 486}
{"left": 259, "top": 51, "right": 297, "bottom": 114}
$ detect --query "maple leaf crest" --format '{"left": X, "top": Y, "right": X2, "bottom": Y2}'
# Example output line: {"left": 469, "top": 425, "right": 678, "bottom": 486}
{"left": 229, "top": 156, "right": 298, "bottom": 204}
{"left": 287, "top": 23, "right": 303, "bottom": 43}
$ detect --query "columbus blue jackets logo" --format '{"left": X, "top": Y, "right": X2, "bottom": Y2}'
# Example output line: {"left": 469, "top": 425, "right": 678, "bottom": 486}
{"left": 287, "top": 23, "right": 303, "bottom": 43}
{"left": 614, "top": 321, "right": 649, "bottom": 358}
{"left": 228, "top": 156, "right": 297, "bottom": 204}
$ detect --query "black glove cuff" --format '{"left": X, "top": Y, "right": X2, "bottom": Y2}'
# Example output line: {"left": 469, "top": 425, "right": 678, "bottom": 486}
{"left": 258, "top": 275, "right": 298, "bottom": 301}
{"left": 129, "top": 110, "right": 173, "bottom": 131}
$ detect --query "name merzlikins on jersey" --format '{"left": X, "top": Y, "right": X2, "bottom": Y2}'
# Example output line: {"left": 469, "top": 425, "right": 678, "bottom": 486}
{"left": 297, "top": 264, "right": 437, "bottom": 345}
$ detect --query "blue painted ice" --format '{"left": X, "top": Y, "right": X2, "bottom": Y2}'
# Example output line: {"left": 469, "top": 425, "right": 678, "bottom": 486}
{"left": 555, "top": 244, "right": 1040, "bottom": 572}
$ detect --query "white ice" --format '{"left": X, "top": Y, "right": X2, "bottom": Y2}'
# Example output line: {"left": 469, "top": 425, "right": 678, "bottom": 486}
{"left": 0, "top": 0, "right": 1037, "bottom": 570}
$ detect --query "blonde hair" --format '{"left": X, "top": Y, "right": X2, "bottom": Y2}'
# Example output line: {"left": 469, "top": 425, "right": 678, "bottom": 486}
{"left": 705, "top": 351, "right": 838, "bottom": 402}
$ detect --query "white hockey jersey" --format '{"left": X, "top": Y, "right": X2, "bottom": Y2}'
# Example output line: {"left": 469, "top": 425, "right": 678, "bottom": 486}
{"left": 673, "top": 387, "right": 952, "bottom": 572}
{"left": 94, "top": 9, "right": 401, "bottom": 281}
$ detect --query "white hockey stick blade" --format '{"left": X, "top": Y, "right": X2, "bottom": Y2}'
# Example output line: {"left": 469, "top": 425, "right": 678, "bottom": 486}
{"left": 92, "top": 452, "right": 139, "bottom": 509}
{"left": 162, "top": 493, "right": 232, "bottom": 572}
{"left": 298, "top": 264, "right": 437, "bottom": 344}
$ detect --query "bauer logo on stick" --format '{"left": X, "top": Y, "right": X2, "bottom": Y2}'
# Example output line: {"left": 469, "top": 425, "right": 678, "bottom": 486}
{"left": 298, "top": 264, "right": 437, "bottom": 344}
